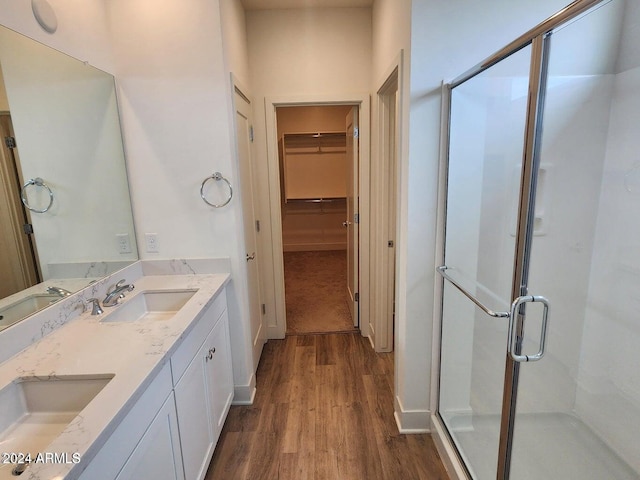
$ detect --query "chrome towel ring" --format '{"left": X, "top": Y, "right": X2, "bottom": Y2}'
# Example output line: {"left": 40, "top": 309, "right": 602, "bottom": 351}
{"left": 21, "top": 177, "right": 54, "bottom": 213}
{"left": 200, "top": 172, "right": 233, "bottom": 208}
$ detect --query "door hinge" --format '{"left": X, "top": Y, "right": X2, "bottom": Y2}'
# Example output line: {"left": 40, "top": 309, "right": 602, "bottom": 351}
{"left": 388, "top": 240, "right": 394, "bottom": 248}
{"left": 354, "top": 292, "right": 359, "bottom": 302}
{"left": 255, "top": 219, "right": 260, "bottom": 232}
{"left": 261, "top": 303, "right": 266, "bottom": 315}
{"left": 249, "top": 126, "right": 254, "bottom": 142}
{"left": 23, "top": 223, "right": 33, "bottom": 235}
{"left": 354, "top": 213, "right": 359, "bottom": 224}
{"left": 353, "top": 127, "right": 359, "bottom": 139}
{"left": 4, "top": 136, "right": 16, "bottom": 148}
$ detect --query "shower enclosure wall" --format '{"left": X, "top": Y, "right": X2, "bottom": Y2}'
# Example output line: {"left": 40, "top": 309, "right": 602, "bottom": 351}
{"left": 434, "top": 0, "right": 640, "bottom": 478}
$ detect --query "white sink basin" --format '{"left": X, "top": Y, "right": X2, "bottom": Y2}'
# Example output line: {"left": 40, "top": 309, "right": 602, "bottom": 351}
{"left": 0, "top": 375, "right": 113, "bottom": 477}
{"left": 100, "top": 290, "right": 197, "bottom": 323}
{"left": 0, "top": 294, "right": 62, "bottom": 331}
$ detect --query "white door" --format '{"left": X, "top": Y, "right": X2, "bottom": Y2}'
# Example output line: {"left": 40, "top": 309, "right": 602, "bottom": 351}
{"left": 233, "top": 86, "right": 264, "bottom": 369}
{"left": 345, "top": 107, "right": 359, "bottom": 327}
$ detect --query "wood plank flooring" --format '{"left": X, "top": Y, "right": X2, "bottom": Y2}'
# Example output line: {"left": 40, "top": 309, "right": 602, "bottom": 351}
{"left": 205, "top": 333, "right": 449, "bottom": 480}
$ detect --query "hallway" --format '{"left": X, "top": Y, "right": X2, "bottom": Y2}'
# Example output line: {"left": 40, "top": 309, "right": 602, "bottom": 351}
{"left": 205, "top": 333, "right": 448, "bottom": 479}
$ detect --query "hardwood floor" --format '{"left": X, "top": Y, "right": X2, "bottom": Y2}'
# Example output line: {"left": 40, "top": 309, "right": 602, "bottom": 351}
{"left": 205, "top": 333, "right": 449, "bottom": 480}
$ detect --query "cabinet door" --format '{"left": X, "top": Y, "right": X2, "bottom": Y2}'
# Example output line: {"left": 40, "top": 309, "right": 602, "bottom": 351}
{"left": 116, "top": 392, "right": 184, "bottom": 480}
{"left": 206, "top": 314, "right": 234, "bottom": 441}
{"left": 174, "top": 340, "right": 215, "bottom": 480}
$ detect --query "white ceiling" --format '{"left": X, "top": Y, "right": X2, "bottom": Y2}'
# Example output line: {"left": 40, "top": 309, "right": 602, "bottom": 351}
{"left": 241, "top": 0, "right": 373, "bottom": 10}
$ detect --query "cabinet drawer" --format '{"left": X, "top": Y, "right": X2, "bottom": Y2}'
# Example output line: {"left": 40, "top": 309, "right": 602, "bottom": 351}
{"left": 170, "top": 289, "right": 227, "bottom": 385}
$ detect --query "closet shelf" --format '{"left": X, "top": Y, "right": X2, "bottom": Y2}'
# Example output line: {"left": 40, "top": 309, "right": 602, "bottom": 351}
{"left": 283, "top": 132, "right": 347, "bottom": 153}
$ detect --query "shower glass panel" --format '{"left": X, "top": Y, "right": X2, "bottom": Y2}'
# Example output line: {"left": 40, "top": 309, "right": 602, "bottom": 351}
{"left": 510, "top": 0, "right": 640, "bottom": 478}
{"left": 439, "top": 45, "right": 532, "bottom": 480}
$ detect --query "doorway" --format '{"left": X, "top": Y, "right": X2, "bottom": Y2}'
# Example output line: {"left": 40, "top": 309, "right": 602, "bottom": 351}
{"left": 262, "top": 94, "right": 370, "bottom": 340}
{"left": 276, "top": 105, "right": 358, "bottom": 335}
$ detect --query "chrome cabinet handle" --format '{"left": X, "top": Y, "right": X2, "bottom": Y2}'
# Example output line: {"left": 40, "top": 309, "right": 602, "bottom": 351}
{"left": 342, "top": 221, "right": 351, "bottom": 227}
{"left": 246, "top": 252, "right": 255, "bottom": 261}
{"left": 508, "top": 295, "right": 550, "bottom": 362}
{"left": 205, "top": 347, "right": 216, "bottom": 361}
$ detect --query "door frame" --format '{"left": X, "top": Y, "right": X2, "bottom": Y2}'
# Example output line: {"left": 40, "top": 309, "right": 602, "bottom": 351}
{"left": 372, "top": 53, "right": 403, "bottom": 353}
{"left": 263, "top": 93, "right": 371, "bottom": 339}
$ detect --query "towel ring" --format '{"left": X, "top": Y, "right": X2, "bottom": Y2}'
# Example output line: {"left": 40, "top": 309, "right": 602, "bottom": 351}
{"left": 200, "top": 172, "right": 233, "bottom": 208}
{"left": 21, "top": 177, "right": 54, "bottom": 213}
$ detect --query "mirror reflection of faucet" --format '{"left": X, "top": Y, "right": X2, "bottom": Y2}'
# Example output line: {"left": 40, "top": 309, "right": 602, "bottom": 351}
{"left": 103, "top": 279, "right": 135, "bottom": 307}
{"left": 46, "top": 286, "right": 72, "bottom": 297}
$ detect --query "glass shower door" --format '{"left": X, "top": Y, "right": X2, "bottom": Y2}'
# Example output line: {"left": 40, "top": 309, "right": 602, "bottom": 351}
{"left": 438, "top": 45, "right": 532, "bottom": 480}
{"left": 509, "top": 1, "right": 640, "bottom": 478}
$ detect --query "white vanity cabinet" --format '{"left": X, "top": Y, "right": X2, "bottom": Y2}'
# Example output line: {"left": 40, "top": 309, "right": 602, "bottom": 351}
{"left": 77, "top": 364, "right": 181, "bottom": 480}
{"left": 172, "top": 292, "right": 234, "bottom": 480}
{"left": 77, "top": 287, "right": 233, "bottom": 480}
{"left": 115, "top": 392, "right": 184, "bottom": 480}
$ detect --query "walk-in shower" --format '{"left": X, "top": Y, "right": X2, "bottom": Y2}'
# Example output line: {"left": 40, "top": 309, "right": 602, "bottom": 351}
{"left": 434, "top": 0, "right": 640, "bottom": 478}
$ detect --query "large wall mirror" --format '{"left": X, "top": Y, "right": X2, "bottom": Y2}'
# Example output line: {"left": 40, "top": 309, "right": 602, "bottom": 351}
{"left": 0, "top": 26, "right": 138, "bottom": 330}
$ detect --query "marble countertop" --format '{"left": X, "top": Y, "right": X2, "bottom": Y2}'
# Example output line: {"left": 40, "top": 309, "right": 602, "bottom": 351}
{"left": 0, "top": 273, "right": 230, "bottom": 480}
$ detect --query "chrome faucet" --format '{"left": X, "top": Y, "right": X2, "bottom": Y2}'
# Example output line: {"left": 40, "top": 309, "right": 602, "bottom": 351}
{"left": 86, "top": 298, "right": 104, "bottom": 315}
{"left": 47, "top": 286, "right": 72, "bottom": 297}
{"left": 103, "top": 279, "right": 135, "bottom": 307}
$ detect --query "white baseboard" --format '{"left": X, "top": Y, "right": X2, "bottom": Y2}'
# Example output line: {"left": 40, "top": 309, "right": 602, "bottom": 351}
{"left": 232, "top": 373, "right": 256, "bottom": 405}
{"left": 394, "top": 395, "right": 430, "bottom": 433}
{"left": 266, "top": 324, "right": 285, "bottom": 340}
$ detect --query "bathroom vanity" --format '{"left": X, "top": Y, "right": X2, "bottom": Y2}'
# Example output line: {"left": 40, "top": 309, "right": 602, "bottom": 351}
{"left": 0, "top": 266, "right": 233, "bottom": 480}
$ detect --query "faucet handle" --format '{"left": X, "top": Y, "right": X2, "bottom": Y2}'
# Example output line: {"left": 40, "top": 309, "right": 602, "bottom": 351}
{"left": 108, "top": 279, "right": 127, "bottom": 294}
{"left": 86, "top": 298, "right": 104, "bottom": 316}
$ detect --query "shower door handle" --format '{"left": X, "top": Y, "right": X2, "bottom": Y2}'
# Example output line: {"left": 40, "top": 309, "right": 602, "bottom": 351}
{"left": 508, "top": 295, "right": 550, "bottom": 362}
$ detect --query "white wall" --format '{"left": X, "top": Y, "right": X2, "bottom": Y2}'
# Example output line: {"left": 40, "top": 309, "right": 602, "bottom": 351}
{"left": 219, "top": 0, "right": 251, "bottom": 89}
{"left": 371, "top": 0, "right": 424, "bottom": 428}
{"left": 106, "top": 0, "right": 256, "bottom": 402}
{"left": 247, "top": 8, "right": 371, "bottom": 96}
{"left": 0, "top": 0, "right": 112, "bottom": 72}
{"left": 245, "top": 7, "right": 371, "bottom": 337}
{"left": 577, "top": 66, "right": 640, "bottom": 476}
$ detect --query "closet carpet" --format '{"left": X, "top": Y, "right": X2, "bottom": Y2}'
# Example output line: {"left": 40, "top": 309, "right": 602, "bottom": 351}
{"left": 284, "top": 250, "right": 356, "bottom": 335}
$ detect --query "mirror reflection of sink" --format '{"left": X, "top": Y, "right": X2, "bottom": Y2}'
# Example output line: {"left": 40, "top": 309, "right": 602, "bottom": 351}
{"left": 100, "top": 290, "right": 197, "bottom": 323}
{"left": 0, "top": 375, "right": 114, "bottom": 476}
{"left": 0, "top": 294, "right": 63, "bottom": 332}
